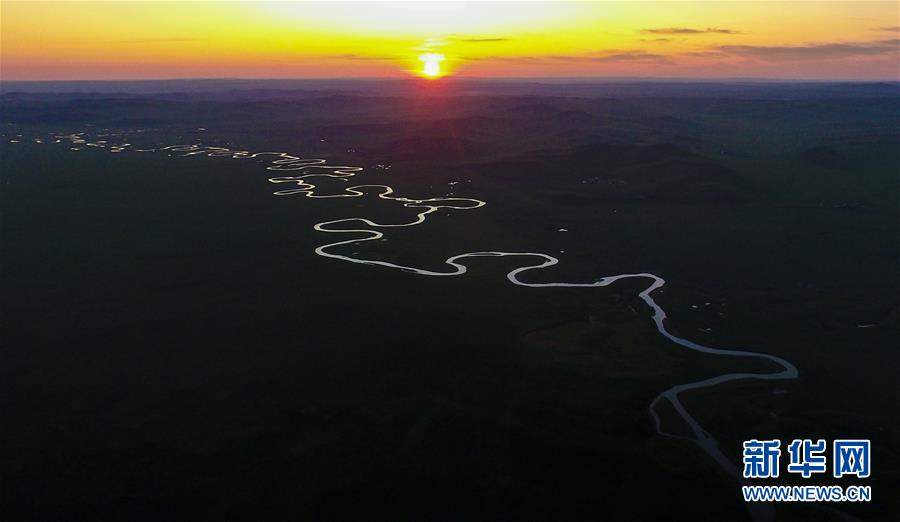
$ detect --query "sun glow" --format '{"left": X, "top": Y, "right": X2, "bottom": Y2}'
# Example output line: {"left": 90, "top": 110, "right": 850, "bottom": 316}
{"left": 419, "top": 53, "right": 445, "bottom": 78}
{"left": 1, "top": 2, "right": 897, "bottom": 81}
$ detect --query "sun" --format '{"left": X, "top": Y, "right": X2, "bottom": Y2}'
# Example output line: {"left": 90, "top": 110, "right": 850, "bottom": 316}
{"left": 418, "top": 53, "right": 445, "bottom": 79}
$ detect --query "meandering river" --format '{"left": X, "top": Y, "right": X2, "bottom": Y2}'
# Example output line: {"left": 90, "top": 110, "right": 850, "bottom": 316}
{"left": 17, "top": 132, "right": 799, "bottom": 521}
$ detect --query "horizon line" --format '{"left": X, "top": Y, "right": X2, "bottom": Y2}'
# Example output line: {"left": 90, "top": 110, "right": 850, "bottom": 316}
{"left": 3, "top": 76, "right": 899, "bottom": 84}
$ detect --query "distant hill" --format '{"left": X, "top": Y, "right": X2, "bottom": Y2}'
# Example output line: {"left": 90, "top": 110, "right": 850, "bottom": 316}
{"left": 3, "top": 78, "right": 899, "bottom": 99}
{"left": 800, "top": 146, "right": 849, "bottom": 169}
{"left": 476, "top": 141, "right": 753, "bottom": 204}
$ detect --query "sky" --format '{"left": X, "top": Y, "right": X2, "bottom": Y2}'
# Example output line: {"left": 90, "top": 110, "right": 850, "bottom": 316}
{"left": 2, "top": 1, "right": 898, "bottom": 81}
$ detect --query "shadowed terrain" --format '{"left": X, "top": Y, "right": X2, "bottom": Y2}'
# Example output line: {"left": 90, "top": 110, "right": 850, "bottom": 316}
{"left": 1, "top": 79, "right": 898, "bottom": 521}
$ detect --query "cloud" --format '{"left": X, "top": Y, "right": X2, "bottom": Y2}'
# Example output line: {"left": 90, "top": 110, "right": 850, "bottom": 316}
{"left": 450, "top": 36, "right": 510, "bottom": 43}
{"left": 641, "top": 27, "right": 741, "bottom": 35}
{"left": 682, "top": 51, "right": 730, "bottom": 58}
{"left": 460, "top": 50, "right": 673, "bottom": 65}
{"left": 461, "top": 55, "right": 542, "bottom": 63}
{"left": 544, "top": 50, "right": 674, "bottom": 64}
{"left": 324, "top": 53, "right": 396, "bottom": 61}
{"left": 119, "top": 37, "right": 197, "bottom": 43}
{"left": 715, "top": 39, "right": 900, "bottom": 61}
{"left": 594, "top": 52, "right": 673, "bottom": 64}
{"left": 878, "top": 26, "right": 900, "bottom": 32}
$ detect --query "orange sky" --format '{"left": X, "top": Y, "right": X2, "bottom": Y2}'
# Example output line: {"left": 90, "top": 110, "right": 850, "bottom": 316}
{"left": 2, "top": 1, "right": 898, "bottom": 80}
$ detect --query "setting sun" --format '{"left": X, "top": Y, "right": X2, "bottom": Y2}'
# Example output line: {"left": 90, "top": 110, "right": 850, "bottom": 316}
{"left": 419, "top": 53, "right": 445, "bottom": 78}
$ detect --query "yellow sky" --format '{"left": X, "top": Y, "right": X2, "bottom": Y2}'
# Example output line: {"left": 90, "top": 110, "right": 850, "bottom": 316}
{"left": 2, "top": 1, "right": 898, "bottom": 80}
